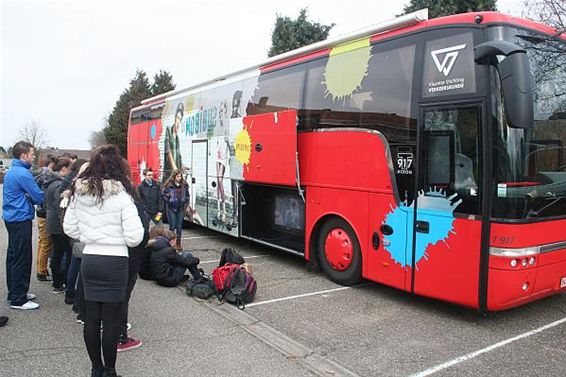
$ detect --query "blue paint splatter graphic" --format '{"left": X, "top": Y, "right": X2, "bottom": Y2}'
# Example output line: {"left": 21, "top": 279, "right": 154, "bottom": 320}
{"left": 383, "top": 189, "right": 461, "bottom": 268}
{"left": 150, "top": 124, "right": 156, "bottom": 140}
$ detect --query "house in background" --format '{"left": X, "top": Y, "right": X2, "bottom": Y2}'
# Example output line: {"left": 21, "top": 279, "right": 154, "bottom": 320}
{"left": 38, "top": 148, "right": 92, "bottom": 166}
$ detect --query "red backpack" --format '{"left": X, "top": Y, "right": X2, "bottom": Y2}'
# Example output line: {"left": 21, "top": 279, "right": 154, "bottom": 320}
{"left": 212, "top": 263, "right": 240, "bottom": 293}
{"left": 212, "top": 263, "right": 257, "bottom": 309}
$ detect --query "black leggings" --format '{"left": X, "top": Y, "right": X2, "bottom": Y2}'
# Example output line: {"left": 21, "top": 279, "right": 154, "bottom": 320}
{"left": 84, "top": 300, "right": 123, "bottom": 369}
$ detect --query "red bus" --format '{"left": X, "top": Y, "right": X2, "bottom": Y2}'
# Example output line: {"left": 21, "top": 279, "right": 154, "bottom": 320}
{"left": 128, "top": 10, "right": 566, "bottom": 311}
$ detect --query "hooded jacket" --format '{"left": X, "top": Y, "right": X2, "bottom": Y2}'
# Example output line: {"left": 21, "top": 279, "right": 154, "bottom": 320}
{"left": 34, "top": 168, "right": 52, "bottom": 218}
{"left": 2, "top": 159, "right": 44, "bottom": 222}
{"left": 44, "top": 172, "right": 65, "bottom": 235}
{"left": 150, "top": 236, "right": 198, "bottom": 287}
{"left": 63, "top": 179, "right": 144, "bottom": 257}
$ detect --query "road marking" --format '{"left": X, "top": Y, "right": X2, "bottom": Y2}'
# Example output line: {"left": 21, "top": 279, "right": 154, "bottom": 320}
{"left": 175, "top": 284, "right": 360, "bottom": 376}
{"left": 411, "top": 316, "right": 566, "bottom": 377}
{"left": 246, "top": 286, "right": 351, "bottom": 308}
{"left": 181, "top": 235, "right": 220, "bottom": 240}
{"left": 204, "top": 298, "right": 360, "bottom": 376}
{"left": 199, "top": 255, "right": 270, "bottom": 265}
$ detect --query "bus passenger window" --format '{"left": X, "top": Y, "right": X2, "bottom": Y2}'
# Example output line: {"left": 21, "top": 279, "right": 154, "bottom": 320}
{"left": 248, "top": 64, "right": 306, "bottom": 115}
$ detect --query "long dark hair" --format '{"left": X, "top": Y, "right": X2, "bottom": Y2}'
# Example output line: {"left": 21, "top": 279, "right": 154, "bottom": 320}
{"left": 70, "top": 144, "right": 136, "bottom": 203}
{"left": 163, "top": 169, "right": 186, "bottom": 188}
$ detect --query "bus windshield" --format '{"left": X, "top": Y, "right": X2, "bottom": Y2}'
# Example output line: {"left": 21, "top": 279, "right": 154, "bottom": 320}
{"left": 492, "top": 29, "right": 566, "bottom": 220}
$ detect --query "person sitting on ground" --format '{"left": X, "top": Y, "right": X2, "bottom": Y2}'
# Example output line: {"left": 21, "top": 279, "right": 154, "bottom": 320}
{"left": 138, "top": 225, "right": 168, "bottom": 281}
{"left": 149, "top": 230, "right": 201, "bottom": 287}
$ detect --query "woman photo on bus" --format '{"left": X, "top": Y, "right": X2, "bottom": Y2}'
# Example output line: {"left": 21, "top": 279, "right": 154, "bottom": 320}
{"left": 63, "top": 145, "right": 144, "bottom": 377}
{"left": 161, "top": 169, "right": 189, "bottom": 250}
{"left": 164, "top": 102, "right": 184, "bottom": 173}
{"left": 214, "top": 136, "right": 229, "bottom": 222}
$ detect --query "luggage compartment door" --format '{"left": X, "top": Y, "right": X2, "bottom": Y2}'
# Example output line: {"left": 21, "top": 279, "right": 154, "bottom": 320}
{"left": 237, "top": 109, "right": 298, "bottom": 186}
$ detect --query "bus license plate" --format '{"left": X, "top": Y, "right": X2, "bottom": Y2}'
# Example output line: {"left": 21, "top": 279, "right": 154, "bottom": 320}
{"left": 561, "top": 277, "right": 566, "bottom": 288}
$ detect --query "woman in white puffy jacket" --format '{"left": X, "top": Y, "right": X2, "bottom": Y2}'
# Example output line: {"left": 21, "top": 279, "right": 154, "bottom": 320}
{"left": 63, "top": 145, "right": 143, "bottom": 377}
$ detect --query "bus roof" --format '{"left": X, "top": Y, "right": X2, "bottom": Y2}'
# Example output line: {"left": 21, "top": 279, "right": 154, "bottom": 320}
{"left": 137, "top": 9, "right": 564, "bottom": 109}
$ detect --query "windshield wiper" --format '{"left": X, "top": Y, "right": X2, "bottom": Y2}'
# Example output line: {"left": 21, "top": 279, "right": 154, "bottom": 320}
{"left": 526, "top": 195, "right": 566, "bottom": 218}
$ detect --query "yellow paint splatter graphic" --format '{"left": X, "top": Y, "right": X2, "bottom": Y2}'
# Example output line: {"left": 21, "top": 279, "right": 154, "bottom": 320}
{"left": 234, "top": 127, "right": 252, "bottom": 165}
{"left": 324, "top": 38, "right": 371, "bottom": 102}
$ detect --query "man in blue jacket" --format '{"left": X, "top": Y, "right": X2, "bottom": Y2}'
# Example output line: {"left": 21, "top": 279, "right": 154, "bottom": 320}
{"left": 3, "top": 141, "right": 44, "bottom": 310}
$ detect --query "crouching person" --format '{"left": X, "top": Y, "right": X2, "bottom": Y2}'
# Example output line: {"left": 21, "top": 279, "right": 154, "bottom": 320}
{"left": 150, "top": 230, "right": 201, "bottom": 287}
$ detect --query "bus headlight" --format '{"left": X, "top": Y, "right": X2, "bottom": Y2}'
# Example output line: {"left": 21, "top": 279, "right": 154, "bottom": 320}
{"left": 490, "top": 246, "right": 540, "bottom": 257}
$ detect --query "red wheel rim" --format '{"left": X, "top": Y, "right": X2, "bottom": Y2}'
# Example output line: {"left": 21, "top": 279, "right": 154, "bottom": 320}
{"left": 324, "top": 228, "right": 353, "bottom": 271}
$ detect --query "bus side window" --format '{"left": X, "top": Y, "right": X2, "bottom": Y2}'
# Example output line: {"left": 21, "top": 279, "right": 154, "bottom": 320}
{"left": 248, "top": 64, "right": 306, "bottom": 116}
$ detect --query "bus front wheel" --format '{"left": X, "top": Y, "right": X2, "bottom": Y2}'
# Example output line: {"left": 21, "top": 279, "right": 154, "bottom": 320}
{"left": 317, "top": 218, "right": 362, "bottom": 286}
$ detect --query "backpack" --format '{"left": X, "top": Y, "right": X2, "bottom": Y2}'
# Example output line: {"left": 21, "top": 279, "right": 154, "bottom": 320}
{"left": 212, "top": 263, "right": 240, "bottom": 293}
{"left": 219, "top": 247, "right": 245, "bottom": 266}
{"left": 219, "top": 266, "right": 257, "bottom": 310}
{"left": 186, "top": 277, "right": 216, "bottom": 299}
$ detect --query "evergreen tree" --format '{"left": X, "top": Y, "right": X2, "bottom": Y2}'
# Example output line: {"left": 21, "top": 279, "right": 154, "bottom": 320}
{"left": 268, "top": 8, "right": 335, "bottom": 57}
{"left": 151, "top": 70, "right": 176, "bottom": 96}
{"left": 403, "top": 0, "right": 496, "bottom": 19}
{"left": 104, "top": 70, "right": 152, "bottom": 156}
{"left": 103, "top": 69, "right": 176, "bottom": 156}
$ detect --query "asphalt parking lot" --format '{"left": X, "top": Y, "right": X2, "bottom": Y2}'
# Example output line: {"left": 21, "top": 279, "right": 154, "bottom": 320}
{"left": 183, "top": 227, "right": 566, "bottom": 377}
{"left": 1, "top": 217, "right": 566, "bottom": 376}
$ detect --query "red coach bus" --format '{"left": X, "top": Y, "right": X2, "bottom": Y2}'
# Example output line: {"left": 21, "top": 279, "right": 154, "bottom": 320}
{"left": 128, "top": 9, "right": 566, "bottom": 311}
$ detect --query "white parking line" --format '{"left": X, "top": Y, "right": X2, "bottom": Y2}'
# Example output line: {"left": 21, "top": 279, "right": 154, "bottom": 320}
{"left": 411, "top": 316, "right": 566, "bottom": 377}
{"left": 199, "top": 255, "right": 270, "bottom": 264}
{"left": 246, "top": 286, "right": 352, "bottom": 308}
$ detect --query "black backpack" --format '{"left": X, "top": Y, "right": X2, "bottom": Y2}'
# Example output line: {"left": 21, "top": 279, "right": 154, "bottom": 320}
{"left": 219, "top": 247, "right": 245, "bottom": 266}
{"left": 220, "top": 267, "right": 257, "bottom": 310}
{"left": 186, "top": 277, "right": 216, "bottom": 299}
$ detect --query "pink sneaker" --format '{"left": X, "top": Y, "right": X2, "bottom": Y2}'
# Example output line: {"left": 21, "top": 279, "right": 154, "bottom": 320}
{"left": 117, "top": 337, "right": 142, "bottom": 352}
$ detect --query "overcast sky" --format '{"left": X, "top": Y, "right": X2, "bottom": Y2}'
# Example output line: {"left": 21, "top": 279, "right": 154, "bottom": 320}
{"left": 0, "top": 0, "right": 522, "bottom": 150}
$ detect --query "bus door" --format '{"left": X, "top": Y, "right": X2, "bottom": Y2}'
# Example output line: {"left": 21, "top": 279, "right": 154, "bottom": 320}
{"left": 127, "top": 110, "right": 149, "bottom": 184}
{"left": 191, "top": 140, "right": 208, "bottom": 227}
{"left": 136, "top": 120, "right": 150, "bottom": 185}
{"left": 146, "top": 104, "right": 164, "bottom": 181}
{"left": 412, "top": 104, "right": 483, "bottom": 307}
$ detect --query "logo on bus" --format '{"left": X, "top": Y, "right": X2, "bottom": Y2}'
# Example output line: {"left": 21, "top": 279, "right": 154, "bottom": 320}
{"left": 234, "top": 128, "right": 252, "bottom": 165}
{"left": 431, "top": 44, "right": 466, "bottom": 77}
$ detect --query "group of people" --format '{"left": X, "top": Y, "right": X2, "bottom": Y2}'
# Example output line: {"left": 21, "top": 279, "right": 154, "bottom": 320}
{"left": 2, "top": 142, "right": 203, "bottom": 377}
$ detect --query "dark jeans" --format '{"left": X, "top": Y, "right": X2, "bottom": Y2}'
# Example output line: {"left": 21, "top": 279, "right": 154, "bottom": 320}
{"left": 119, "top": 252, "right": 141, "bottom": 339}
{"left": 5, "top": 220, "right": 33, "bottom": 306}
{"left": 73, "top": 258, "right": 86, "bottom": 319}
{"left": 50, "top": 234, "right": 72, "bottom": 289}
{"left": 66, "top": 256, "right": 80, "bottom": 298}
{"left": 167, "top": 208, "right": 184, "bottom": 241}
{"left": 172, "top": 252, "right": 202, "bottom": 283}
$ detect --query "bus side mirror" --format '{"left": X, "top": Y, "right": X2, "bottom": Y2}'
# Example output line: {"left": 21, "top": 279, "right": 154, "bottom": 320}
{"left": 474, "top": 41, "right": 533, "bottom": 129}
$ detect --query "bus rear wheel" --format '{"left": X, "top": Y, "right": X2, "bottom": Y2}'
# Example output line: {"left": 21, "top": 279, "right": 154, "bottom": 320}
{"left": 317, "top": 218, "right": 362, "bottom": 286}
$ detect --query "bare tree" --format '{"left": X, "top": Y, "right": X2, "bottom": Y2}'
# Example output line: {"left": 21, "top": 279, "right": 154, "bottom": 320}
{"left": 17, "top": 120, "right": 49, "bottom": 166}
{"left": 523, "top": 0, "right": 566, "bottom": 30}
{"left": 88, "top": 129, "right": 107, "bottom": 149}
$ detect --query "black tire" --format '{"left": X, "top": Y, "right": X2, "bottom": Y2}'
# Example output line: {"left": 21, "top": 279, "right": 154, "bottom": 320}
{"left": 317, "top": 217, "right": 362, "bottom": 286}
